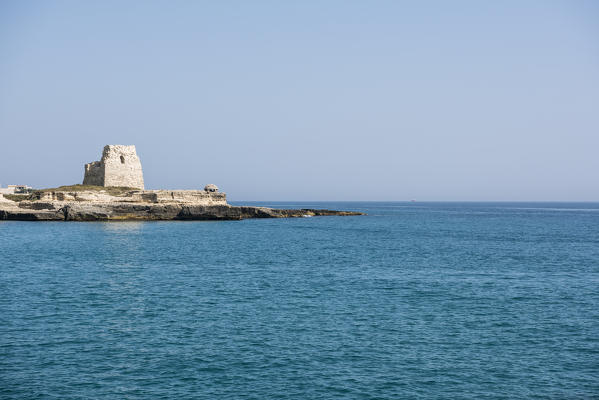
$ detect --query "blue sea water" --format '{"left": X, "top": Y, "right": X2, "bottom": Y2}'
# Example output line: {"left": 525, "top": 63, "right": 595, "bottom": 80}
{"left": 1, "top": 202, "right": 598, "bottom": 399}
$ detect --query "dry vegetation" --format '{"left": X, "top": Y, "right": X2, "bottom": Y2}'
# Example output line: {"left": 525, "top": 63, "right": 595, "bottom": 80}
{"left": 3, "top": 194, "right": 30, "bottom": 202}
{"left": 35, "top": 184, "right": 138, "bottom": 196}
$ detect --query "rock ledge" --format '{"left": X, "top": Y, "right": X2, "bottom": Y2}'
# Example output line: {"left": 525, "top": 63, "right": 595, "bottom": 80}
{"left": 0, "top": 189, "right": 363, "bottom": 221}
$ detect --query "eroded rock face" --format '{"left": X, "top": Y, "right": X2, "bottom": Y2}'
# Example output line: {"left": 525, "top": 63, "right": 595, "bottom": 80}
{"left": 0, "top": 186, "right": 364, "bottom": 221}
{"left": 127, "top": 190, "right": 227, "bottom": 205}
{"left": 0, "top": 202, "right": 363, "bottom": 221}
{"left": 83, "top": 145, "right": 144, "bottom": 189}
{"left": 30, "top": 189, "right": 228, "bottom": 205}
{"left": 0, "top": 191, "right": 363, "bottom": 221}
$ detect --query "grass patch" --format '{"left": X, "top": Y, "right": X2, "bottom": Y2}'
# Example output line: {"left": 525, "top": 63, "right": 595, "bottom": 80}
{"left": 35, "top": 184, "right": 139, "bottom": 196}
{"left": 3, "top": 194, "right": 30, "bottom": 202}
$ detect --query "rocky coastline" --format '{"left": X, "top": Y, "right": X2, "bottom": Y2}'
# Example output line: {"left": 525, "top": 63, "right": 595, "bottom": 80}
{"left": 0, "top": 187, "right": 363, "bottom": 221}
{"left": 1, "top": 145, "right": 363, "bottom": 221}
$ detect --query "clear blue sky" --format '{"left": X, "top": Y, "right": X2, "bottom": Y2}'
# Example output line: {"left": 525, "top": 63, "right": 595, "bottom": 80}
{"left": 1, "top": 1, "right": 598, "bottom": 201}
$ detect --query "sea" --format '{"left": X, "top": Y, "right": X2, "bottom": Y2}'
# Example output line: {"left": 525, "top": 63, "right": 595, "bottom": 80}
{"left": 1, "top": 202, "right": 598, "bottom": 399}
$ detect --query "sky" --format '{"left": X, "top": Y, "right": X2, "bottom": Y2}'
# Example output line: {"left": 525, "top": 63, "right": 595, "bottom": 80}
{"left": 0, "top": 1, "right": 598, "bottom": 201}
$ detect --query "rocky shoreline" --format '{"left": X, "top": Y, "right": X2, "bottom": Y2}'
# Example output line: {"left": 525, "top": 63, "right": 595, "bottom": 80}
{"left": 0, "top": 189, "right": 363, "bottom": 221}
{"left": 0, "top": 146, "right": 363, "bottom": 221}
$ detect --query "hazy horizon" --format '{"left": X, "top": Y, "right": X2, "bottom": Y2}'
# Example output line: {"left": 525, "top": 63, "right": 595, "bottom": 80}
{"left": 1, "top": 1, "right": 598, "bottom": 201}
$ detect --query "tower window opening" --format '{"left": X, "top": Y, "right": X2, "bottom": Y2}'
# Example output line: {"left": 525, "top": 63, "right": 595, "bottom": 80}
{"left": 120, "top": 155, "right": 125, "bottom": 164}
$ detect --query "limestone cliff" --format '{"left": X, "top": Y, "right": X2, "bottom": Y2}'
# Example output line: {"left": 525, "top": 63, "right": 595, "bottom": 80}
{"left": 0, "top": 188, "right": 363, "bottom": 221}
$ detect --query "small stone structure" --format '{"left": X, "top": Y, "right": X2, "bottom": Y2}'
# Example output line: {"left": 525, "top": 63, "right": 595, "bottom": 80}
{"left": 0, "top": 185, "right": 33, "bottom": 195}
{"left": 83, "top": 145, "right": 144, "bottom": 189}
{"left": 204, "top": 184, "right": 219, "bottom": 193}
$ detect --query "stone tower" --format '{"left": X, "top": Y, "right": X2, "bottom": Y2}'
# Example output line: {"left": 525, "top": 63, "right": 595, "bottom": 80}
{"left": 83, "top": 145, "right": 144, "bottom": 189}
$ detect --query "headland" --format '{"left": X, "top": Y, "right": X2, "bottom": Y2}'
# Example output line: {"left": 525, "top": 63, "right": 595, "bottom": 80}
{"left": 0, "top": 145, "right": 362, "bottom": 221}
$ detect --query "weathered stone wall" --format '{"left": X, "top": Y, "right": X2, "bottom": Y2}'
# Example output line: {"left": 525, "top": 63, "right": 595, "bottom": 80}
{"left": 83, "top": 161, "right": 104, "bottom": 186}
{"left": 83, "top": 145, "right": 144, "bottom": 189}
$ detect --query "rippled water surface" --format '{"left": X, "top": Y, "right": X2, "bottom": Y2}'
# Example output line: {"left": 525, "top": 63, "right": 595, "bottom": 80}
{"left": 1, "top": 202, "right": 598, "bottom": 399}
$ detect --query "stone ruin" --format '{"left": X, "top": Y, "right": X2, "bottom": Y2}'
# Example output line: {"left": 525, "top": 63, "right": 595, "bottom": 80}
{"left": 83, "top": 145, "right": 145, "bottom": 189}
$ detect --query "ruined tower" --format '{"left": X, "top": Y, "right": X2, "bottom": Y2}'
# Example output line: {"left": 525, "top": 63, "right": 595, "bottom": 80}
{"left": 83, "top": 145, "right": 144, "bottom": 189}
